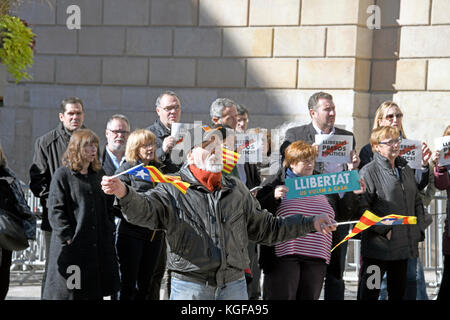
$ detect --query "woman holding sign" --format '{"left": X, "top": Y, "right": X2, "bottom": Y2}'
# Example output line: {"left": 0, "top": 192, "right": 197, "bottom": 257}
{"left": 256, "top": 140, "right": 336, "bottom": 300}
{"left": 434, "top": 125, "right": 450, "bottom": 300}
{"left": 357, "top": 126, "right": 428, "bottom": 300}
{"left": 114, "top": 129, "right": 165, "bottom": 300}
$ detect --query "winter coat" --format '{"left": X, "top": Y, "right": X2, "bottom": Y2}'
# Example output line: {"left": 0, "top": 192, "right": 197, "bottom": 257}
{"left": 115, "top": 161, "right": 163, "bottom": 241}
{"left": 434, "top": 165, "right": 450, "bottom": 255}
{"left": 358, "top": 152, "right": 427, "bottom": 261}
{"left": 0, "top": 166, "right": 36, "bottom": 241}
{"left": 147, "top": 119, "right": 181, "bottom": 174}
{"left": 43, "top": 166, "right": 119, "bottom": 300}
{"left": 29, "top": 123, "right": 84, "bottom": 231}
{"left": 117, "top": 165, "right": 317, "bottom": 287}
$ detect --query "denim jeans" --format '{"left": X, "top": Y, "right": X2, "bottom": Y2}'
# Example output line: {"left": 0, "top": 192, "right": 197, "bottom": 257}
{"left": 170, "top": 276, "right": 248, "bottom": 300}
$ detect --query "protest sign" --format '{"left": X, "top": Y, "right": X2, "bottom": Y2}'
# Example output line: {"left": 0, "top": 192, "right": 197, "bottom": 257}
{"left": 285, "top": 170, "right": 361, "bottom": 199}
{"left": 399, "top": 139, "right": 422, "bottom": 169}
{"left": 315, "top": 134, "right": 353, "bottom": 164}
{"left": 435, "top": 136, "right": 450, "bottom": 166}
{"left": 235, "top": 133, "right": 263, "bottom": 164}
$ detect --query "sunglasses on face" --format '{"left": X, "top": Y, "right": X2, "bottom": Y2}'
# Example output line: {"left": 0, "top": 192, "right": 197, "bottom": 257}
{"left": 384, "top": 113, "right": 403, "bottom": 120}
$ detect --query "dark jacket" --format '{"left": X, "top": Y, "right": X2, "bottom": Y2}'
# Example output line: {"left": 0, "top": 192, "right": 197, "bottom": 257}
{"left": 147, "top": 119, "right": 181, "bottom": 174}
{"left": 115, "top": 161, "right": 164, "bottom": 241}
{"left": 0, "top": 166, "right": 36, "bottom": 241}
{"left": 43, "top": 166, "right": 119, "bottom": 300}
{"left": 29, "top": 123, "right": 83, "bottom": 231}
{"left": 117, "top": 165, "right": 317, "bottom": 287}
{"left": 358, "top": 152, "right": 427, "bottom": 261}
{"left": 434, "top": 165, "right": 450, "bottom": 255}
{"left": 100, "top": 146, "right": 125, "bottom": 220}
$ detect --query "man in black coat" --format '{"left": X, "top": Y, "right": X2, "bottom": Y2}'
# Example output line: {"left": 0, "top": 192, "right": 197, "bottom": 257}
{"left": 279, "top": 91, "right": 361, "bottom": 300}
{"left": 29, "top": 97, "right": 85, "bottom": 297}
{"left": 147, "top": 91, "right": 182, "bottom": 174}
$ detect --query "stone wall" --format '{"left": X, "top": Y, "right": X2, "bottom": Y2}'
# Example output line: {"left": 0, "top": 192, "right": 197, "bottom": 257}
{"left": 0, "top": 0, "right": 448, "bottom": 181}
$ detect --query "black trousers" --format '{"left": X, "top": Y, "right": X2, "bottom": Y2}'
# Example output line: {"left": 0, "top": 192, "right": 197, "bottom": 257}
{"left": 116, "top": 233, "right": 163, "bottom": 300}
{"left": 0, "top": 248, "right": 12, "bottom": 300}
{"left": 263, "top": 254, "right": 327, "bottom": 300}
{"left": 438, "top": 255, "right": 450, "bottom": 300}
{"left": 358, "top": 257, "right": 408, "bottom": 300}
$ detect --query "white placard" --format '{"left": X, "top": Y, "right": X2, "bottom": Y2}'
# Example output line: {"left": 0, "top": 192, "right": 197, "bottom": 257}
{"left": 235, "top": 133, "right": 263, "bottom": 164}
{"left": 399, "top": 139, "right": 422, "bottom": 169}
{"left": 315, "top": 134, "right": 353, "bottom": 164}
{"left": 435, "top": 136, "right": 450, "bottom": 166}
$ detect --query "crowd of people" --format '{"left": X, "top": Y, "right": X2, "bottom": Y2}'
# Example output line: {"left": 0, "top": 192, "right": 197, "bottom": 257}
{"left": 0, "top": 90, "right": 448, "bottom": 301}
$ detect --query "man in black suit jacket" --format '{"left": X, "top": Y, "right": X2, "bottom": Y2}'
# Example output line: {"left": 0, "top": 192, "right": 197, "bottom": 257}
{"left": 280, "top": 91, "right": 361, "bottom": 300}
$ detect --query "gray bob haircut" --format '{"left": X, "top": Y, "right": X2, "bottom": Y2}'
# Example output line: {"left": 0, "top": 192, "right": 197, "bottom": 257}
{"left": 210, "top": 98, "right": 237, "bottom": 119}
{"left": 155, "top": 90, "right": 180, "bottom": 108}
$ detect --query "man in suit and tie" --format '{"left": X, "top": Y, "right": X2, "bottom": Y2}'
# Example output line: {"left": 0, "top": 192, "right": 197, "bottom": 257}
{"left": 280, "top": 91, "right": 361, "bottom": 300}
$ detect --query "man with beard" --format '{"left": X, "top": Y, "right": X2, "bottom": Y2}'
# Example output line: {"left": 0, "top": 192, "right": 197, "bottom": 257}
{"left": 101, "top": 127, "right": 337, "bottom": 300}
{"left": 102, "top": 114, "right": 130, "bottom": 176}
{"left": 29, "top": 97, "right": 85, "bottom": 297}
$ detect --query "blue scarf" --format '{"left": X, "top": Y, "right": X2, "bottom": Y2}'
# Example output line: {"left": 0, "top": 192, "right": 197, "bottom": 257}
{"left": 285, "top": 167, "right": 300, "bottom": 179}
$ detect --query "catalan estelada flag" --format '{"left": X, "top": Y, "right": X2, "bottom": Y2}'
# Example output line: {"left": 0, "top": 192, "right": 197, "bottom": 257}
{"left": 125, "top": 164, "right": 190, "bottom": 194}
{"left": 330, "top": 210, "right": 417, "bottom": 252}
{"left": 222, "top": 147, "right": 240, "bottom": 174}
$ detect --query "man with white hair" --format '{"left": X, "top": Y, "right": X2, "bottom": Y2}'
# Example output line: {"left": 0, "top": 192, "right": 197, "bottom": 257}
{"left": 102, "top": 114, "right": 130, "bottom": 176}
{"left": 101, "top": 128, "right": 337, "bottom": 300}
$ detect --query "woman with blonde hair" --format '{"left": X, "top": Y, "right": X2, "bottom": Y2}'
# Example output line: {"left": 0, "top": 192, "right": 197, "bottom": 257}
{"left": 114, "top": 129, "right": 165, "bottom": 300}
{"left": 43, "top": 129, "right": 119, "bottom": 300}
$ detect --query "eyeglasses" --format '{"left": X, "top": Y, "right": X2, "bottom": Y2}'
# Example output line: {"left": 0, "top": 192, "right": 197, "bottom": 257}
{"left": 160, "top": 105, "right": 180, "bottom": 112}
{"left": 108, "top": 129, "right": 130, "bottom": 135}
{"left": 384, "top": 113, "right": 403, "bottom": 120}
{"left": 379, "top": 138, "right": 402, "bottom": 146}
{"left": 140, "top": 144, "right": 154, "bottom": 149}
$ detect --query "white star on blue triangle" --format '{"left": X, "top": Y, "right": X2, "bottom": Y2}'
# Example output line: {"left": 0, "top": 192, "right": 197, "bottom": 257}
{"left": 127, "top": 166, "right": 152, "bottom": 182}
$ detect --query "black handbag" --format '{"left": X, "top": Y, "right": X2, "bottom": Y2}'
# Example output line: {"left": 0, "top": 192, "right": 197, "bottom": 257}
{"left": 0, "top": 207, "right": 29, "bottom": 251}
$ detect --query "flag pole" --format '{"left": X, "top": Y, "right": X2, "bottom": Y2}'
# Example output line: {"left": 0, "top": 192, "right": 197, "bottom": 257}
{"left": 110, "top": 163, "right": 144, "bottom": 179}
{"left": 335, "top": 220, "right": 359, "bottom": 226}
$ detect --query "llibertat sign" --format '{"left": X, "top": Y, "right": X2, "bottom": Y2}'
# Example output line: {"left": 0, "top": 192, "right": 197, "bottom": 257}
{"left": 315, "top": 134, "right": 353, "bottom": 164}
{"left": 285, "top": 170, "right": 361, "bottom": 199}
{"left": 435, "top": 135, "right": 450, "bottom": 166}
{"left": 399, "top": 139, "right": 422, "bottom": 169}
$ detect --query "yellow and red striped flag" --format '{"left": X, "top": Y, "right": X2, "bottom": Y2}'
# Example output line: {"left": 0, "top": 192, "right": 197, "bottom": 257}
{"left": 222, "top": 147, "right": 240, "bottom": 174}
{"left": 330, "top": 210, "right": 417, "bottom": 252}
{"left": 122, "top": 164, "right": 190, "bottom": 194}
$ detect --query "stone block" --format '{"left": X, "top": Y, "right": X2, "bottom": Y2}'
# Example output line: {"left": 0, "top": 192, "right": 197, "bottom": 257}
{"left": 3, "top": 84, "right": 28, "bottom": 108}
{"left": 400, "top": 26, "right": 450, "bottom": 58}
{"left": 79, "top": 27, "right": 126, "bottom": 55}
{"left": 56, "top": 56, "right": 101, "bottom": 84}
{"left": 11, "top": 0, "right": 56, "bottom": 25}
{"left": 298, "top": 58, "right": 356, "bottom": 89}
{"left": 33, "top": 26, "right": 77, "bottom": 54}
{"left": 370, "top": 60, "right": 396, "bottom": 92}
{"left": 14, "top": 107, "right": 33, "bottom": 137}
{"left": 394, "top": 59, "right": 427, "bottom": 90}
{"left": 301, "top": 0, "right": 373, "bottom": 25}
{"left": 326, "top": 26, "right": 373, "bottom": 59}
{"left": 372, "top": 27, "right": 400, "bottom": 59}
{"left": 427, "top": 59, "right": 450, "bottom": 91}
{"left": 103, "top": 0, "right": 150, "bottom": 25}
{"left": 274, "top": 27, "right": 325, "bottom": 57}
{"left": 398, "top": 0, "right": 430, "bottom": 25}
{"left": 56, "top": 0, "right": 102, "bottom": 25}
{"left": 126, "top": 27, "right": 172, "bottom": 56}
{"left": 28, "top": 84, "right": 76, "bottom": 109}
{"left": 149, "top": 58, "right": 196, "bottom": 87}
{"left": 74, "top": 86, "right": 122, "bottom": 110}
{"left": 174, "top": 28, "right": 221, "bottom": 57}
{"left": 249, "top": 0, "right": 300, "bottom": 26}
{"left": 355, "top": 59, "right": 371, "bottom": 91}
{"left": 376, "top": 0, "right": 402, "bottom": 27}
{"left": 0, "top": 108, "right": 15, "bottom": 136}
{"left": 25, "top": 56, "right": 55, "bottom": 83}
{"left": 431, "top": 0, "right": 450, "bottom": 24}
{"left": 197, "top": 59, "right": 246, "bottom": 87}
{"left": 151, "top": 0, "right": 198, "bottom": 26}
{"left": 247, "top": 59, "right": 297, "bottom": 88}
{"left": 102, "top": 57, "right": 148, "bottom": 85}
{"left": 199, "top": 0, "right": 248, "bottom": 26}
{"left": 223, "top": 28, "right": 273, "bottom": 57}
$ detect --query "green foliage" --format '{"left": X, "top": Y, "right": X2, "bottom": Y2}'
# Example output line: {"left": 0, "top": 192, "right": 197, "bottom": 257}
{"left": 0, "top": 14, "right": 35, "bottom": 82}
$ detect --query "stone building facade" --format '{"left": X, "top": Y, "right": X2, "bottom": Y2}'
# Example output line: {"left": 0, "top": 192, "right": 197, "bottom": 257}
{"left": 0, "top": 0, "right": 448, "bottom": 181}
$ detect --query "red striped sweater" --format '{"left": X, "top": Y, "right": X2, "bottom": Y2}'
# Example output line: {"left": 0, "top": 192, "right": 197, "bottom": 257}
{"left": 275, "top": 195, "right": 335, "bottom": 264}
